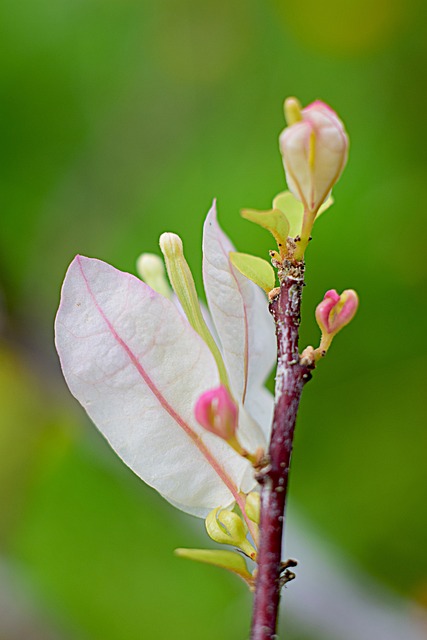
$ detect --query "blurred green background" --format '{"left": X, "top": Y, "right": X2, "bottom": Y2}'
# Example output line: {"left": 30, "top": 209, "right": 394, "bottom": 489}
{"left": 1, "top": 0, "right": 426, "bottom": 638}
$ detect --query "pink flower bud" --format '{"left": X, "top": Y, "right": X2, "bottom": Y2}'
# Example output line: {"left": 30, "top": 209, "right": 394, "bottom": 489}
{"left": 279, "top": 99, "right": 349, "bottom": 214}
{"left": 315, "top": 289, "right": 359, "bottom": 337}
{"left": 194, "top": 385, "right": 238, "bottom": 441}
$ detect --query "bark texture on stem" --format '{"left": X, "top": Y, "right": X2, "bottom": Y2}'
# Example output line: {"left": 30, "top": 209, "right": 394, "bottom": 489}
{"left": 250, "top": 265, "right": 313, "bottom": 640}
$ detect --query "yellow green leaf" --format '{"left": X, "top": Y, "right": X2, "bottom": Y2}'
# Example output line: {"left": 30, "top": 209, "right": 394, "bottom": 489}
{"left": 241, "top": 208, "right": 290, "bottom": 256}
{"left": 273, "top": 190, "right": 334, "bottom": 237}
{"left": 229, "top": 252, "right": 276, "bottom": 293}
{"left": 174, "top": 548, "right": 253, "bottom": 586}
{"left": 272, "top": 191, "right": 304, "bottom": 237}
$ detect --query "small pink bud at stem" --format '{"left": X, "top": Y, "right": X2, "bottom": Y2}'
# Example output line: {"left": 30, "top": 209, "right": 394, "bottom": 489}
{"left": 315, "top": 289, "right": 341, "bottom": 335}
{"left": 195, "top": 385, "right": 238, "bottom": 442}
{"left": 315, "top": 289, "right": 359, "bottom": 357}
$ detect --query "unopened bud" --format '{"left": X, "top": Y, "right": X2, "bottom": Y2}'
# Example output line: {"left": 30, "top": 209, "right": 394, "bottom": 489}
{"left": 245, "top": 492, "right": 260, "bottom": 524}
{"left": 136, "top": 253, "right": 171, "bottom": 298}
{"left": 159, "top": 232, "right": 229, "bottom": 386}
{"left": 205, "top": 507, "right": 256, "bottom": 560}
{"left": 284, "top": 97, "right": 303, "bottom": 126}
{"left": 279, "top": 99, "right": 349, "bottom": 215}
{"left": 159, "top": 231, "right": 183, "bottom": 259}
{"left": 195, "top": 385, "right": 238, "bottom": 441}
{"left": 315, "top": 289, "right": 359, "bottom": 354}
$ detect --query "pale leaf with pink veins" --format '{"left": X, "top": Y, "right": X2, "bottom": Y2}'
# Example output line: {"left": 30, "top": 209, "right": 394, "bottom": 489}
{"left": 55, "top": 256, "right": 257, "bottom": 516}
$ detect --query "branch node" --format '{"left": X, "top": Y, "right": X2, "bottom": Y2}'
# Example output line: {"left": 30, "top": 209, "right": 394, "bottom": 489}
{"left": 279, "top": 570, "right": 296, "bottom": 588}
{"left": 255, "top": 465, "right": 272, "bottom": 485}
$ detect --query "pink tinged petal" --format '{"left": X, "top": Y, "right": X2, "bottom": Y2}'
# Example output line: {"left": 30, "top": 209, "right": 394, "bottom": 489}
{"left": 303, "top": 105, "right": 349, "bottom": 211}
{"left": 55, "top": 256, "right": 256, "bottom": 517}
{"left": 315, "top": 289, "right": 358, "bottom": 336}
{"left": 279, "top": 121, "right": 314, "bottom": 211}
{"left": 328, "top": 289, "right": 359, "bottom": 334}
{"left": 280, "top": 100, "right": 349, "bottom": 213}
{"left": 304, "top": 100, "right": 343, "bottom": 124}
{"left": 315, "top": 289, "right": 341, "bottom": 334}
{"left": 194, "top": 385, "right": 238, "bottom": 441}
{"left": 202, "top": 203, "right": 276, "bottom": 436}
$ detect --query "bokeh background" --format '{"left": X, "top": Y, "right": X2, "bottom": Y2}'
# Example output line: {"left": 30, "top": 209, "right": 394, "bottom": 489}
{"left": 1, "top": 0, "right": 426, "bottom": 638}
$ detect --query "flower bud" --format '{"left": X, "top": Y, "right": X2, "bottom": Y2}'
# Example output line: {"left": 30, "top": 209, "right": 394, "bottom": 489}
{"left": 136, "top": 253, "right": 171, "bottom": 298}
{"left": 279, "top": 98, "right": 349, "bottom": 214}
{"left": 205, "top": 507, "right": 256, "bottom": 560}
{"left": 195, "top": 385, "right": 238, "bottom": 441}
{"left": 160, "top": 232, "right": 229, "bottom": 386}
{"left": 315, "top": 289, "right": 359, "bottom": 355}
{"left": 245, "top": 491, "right": 260, "bottom": 524}
{"left": 316, "top": 289, "right": 359, "bottom": 336}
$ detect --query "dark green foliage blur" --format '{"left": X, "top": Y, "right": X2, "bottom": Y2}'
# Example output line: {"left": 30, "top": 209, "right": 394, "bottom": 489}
{"left": 1, "top": 0, "right": 426, "bottom": 638}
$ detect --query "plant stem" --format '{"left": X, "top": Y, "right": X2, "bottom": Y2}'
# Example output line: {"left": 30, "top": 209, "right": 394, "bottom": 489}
{"left": 293, "top": 210, "right": 314, "bottom": 262}
{"left": 250, "top": 264, "right": 313, "bottom": 640}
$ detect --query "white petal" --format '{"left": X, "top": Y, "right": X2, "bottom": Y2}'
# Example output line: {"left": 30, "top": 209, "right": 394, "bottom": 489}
{"left": 237, "top": 404, "right": 266, "bottom": 453}
{"left": 202, "top": 204, "right": 276, "bottom": 411}
{"left": 279, "top": 121, "right": 313, "bottom": 209}
{"left": 55, "top": 256, "right": 255, "bottom": 516}
{"left": 304, "top": 107, "right": 348, "bottom": 209}
{"left": 243, "top": 386, "right": 274, "bottom": 441}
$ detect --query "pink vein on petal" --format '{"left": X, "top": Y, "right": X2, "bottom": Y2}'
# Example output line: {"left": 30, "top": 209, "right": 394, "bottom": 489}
{"left": 76, "top": 256, "right": 243, "bottom": 507}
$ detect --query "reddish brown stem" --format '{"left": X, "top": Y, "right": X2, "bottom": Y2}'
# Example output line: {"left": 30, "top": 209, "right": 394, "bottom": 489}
{"left": 250, "top": 266, "right": 313, "bottom": 640}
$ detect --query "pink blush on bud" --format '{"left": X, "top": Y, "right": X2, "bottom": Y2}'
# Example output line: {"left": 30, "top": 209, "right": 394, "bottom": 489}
{"left": 328, "top": 290, "right": 359, "bottom": 334}
{"left": 316, "top": 289, "right": 359, "bottom": 336}
{"left": 315, "top": 289, "right": 340, "bottom": 334}
{"left": 194, "top": 385, "right": 238, "bottom": 441}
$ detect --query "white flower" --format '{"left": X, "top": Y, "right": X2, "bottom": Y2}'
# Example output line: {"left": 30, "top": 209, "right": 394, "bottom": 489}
{"left": 54, "top": 202, "right": 276, "bottom": 518}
